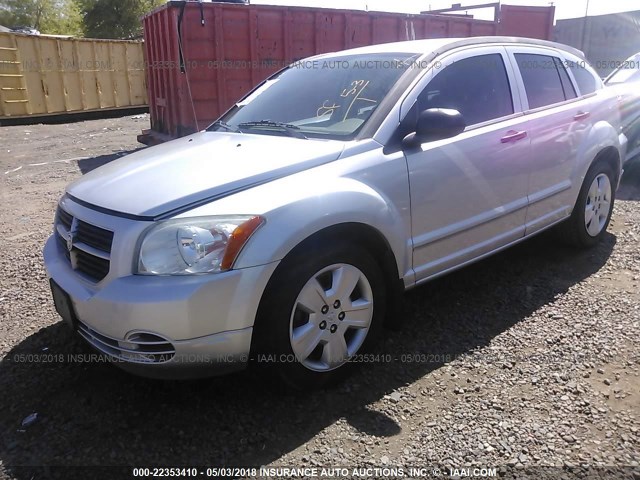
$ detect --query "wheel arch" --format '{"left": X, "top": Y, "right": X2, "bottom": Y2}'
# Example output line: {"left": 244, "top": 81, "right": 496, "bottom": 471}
{"left": 568, "top": 144, "right": 620, "bottom": 220}
{"left": 277, "top": 222, "right": 401, "bottom": 284}
{"left": 591, "top": 145, "right": 621, "bottom": 185}
{"left": 250, "top": 222, "right": 404, "bottom": 357}
{"left": 578, "top": 120, "right": 623, "bottom": 186}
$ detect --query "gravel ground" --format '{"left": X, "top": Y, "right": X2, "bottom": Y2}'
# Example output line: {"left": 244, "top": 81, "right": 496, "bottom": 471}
{"left": 0, "top": 115, "right": 638, "bottom": 480}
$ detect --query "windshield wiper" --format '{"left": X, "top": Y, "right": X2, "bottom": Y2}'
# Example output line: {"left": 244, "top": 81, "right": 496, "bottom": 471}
{"left": 237, "top": 120, "right": 308, "bottom": 139}
{"left": 210, "top": 120, "right": 242, "bottom": 133}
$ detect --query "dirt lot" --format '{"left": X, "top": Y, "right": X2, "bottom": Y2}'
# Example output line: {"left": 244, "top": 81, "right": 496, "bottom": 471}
{"left": 0, "top": 115, "right": 639, "bottom": 480}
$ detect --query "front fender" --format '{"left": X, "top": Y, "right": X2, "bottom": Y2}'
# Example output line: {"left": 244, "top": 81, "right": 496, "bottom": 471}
{"left": 235, "top": 176, "right": 410, "bottom": 277}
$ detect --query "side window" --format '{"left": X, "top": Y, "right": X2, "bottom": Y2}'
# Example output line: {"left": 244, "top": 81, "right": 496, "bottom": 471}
{"left": 567, "top": 61, "right": 599, "bottom": 95}
{"left": 417, "top": 53, "right": 514, "bottom": 126}
{"left": 555, "top": 58, "right": 577, "bottom": 100}
{"left": 515, "top": 53, "right": 569, "bottom": 109}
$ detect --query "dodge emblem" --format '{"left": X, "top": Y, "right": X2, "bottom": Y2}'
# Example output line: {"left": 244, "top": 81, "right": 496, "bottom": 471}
{"left": 66, "top": 231, "right": 74, "bottom": 252}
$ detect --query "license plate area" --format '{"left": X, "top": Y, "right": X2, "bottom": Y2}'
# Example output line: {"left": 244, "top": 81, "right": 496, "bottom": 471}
{"left": 50, "top": 279, "right": 77, "bottom": 328}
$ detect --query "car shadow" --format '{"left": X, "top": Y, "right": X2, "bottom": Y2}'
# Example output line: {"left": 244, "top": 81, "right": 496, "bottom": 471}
{"left": 77, "top": 148, "right": 145, "bottom": 175}
{"left": 0, "top": 230, "right": 616, "bottom": 476}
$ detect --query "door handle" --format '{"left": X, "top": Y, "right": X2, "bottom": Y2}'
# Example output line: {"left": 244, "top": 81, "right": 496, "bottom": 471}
{"left": 573, "top": 111, "right": 590, "bottom": 121}
{"left": 500, "top": 130, "right": 527, "bottom": 143}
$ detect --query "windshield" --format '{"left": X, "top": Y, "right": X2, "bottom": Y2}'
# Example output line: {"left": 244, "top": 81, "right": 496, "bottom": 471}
{"left": 209, "top": 53, "right": 420, "bottom": 140}
{"left": 606, "top": 54, "right": 640, "bottom": 85}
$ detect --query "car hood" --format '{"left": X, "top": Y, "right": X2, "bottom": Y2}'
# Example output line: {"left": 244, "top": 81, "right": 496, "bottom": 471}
{"left": 67, "top": 132, "right": 345, "bottom": 218}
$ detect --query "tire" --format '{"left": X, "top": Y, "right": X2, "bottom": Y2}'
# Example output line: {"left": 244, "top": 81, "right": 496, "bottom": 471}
{"left": 560, "top": 160, "right": 616, "bottom": 248}
{"left": 253, "top": 243, "right": 386, "bottom": 389}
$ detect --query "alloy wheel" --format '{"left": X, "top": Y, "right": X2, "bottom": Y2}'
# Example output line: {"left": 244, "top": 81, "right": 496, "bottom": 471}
{"left": 584, "top": 173, "right": 612, "bottom": 237}
{"left": 289, "top": 263, "right": 374, "bottom": 371}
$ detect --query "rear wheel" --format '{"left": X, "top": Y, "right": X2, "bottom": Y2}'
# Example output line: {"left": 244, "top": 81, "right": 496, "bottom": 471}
{"left": 560, "top": 161, "right": 615, "bottom": 248}
{"left": 254, "top": 244, "right": 386, "bottom": 389}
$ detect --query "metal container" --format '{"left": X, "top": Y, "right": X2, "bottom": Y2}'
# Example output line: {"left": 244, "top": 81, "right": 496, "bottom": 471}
{"left": 0, "top": 32, "right": 147, "bottom": 120}
{"left": 141, "top": 1, "right": 554, "bottom": 143}
{"left": 499, "top": 5, "right": 555, "bottom": 40}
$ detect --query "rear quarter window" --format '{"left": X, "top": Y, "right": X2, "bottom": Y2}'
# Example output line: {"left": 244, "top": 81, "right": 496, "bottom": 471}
{"left": 555, "top": 58, "right": 577, "bottom": 100}
{"left": 567, "top": 61, "right": 601, "bottom": 95}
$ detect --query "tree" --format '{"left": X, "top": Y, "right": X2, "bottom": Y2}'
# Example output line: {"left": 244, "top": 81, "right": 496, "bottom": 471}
{"left": 79, "top": 0, "right": 163, "bottom": 39}
{"left": 43, "top": 0, "right": 83, "bottom": 36}
{"left": 0, "top": 0, "right": 83, "bottom": 36}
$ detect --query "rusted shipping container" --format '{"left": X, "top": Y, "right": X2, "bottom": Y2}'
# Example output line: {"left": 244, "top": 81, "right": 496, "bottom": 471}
{"left": 499, "top": 5, "right": 555, "bottom": 40}
{"left": 141, "top": 1, "right": 554, "bottom": 143}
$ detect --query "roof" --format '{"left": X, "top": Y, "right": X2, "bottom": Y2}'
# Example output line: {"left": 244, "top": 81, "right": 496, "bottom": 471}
{"left": 0, "top": 25, "right": 11, "bottom": 33}
{"left": 313, "top": 36, "right": 585, "bottom": 60}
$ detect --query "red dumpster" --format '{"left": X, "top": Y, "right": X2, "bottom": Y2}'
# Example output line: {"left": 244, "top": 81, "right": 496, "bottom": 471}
{"left": 140, "top": 1, "right": 554, "bottom": 144}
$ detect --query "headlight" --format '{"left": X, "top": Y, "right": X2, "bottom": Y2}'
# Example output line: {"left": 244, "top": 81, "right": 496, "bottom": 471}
{"left": 137, "top": 215, "right": 264, "bottom": 275}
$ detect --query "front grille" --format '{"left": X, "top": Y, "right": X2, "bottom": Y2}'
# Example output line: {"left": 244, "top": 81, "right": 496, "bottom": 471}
{"left": 77, "top": 321, "right": 176, "bottom": 363}
{"left": 55, "top": 206, "right": 113, "bottom": 282}
{"left": 55, "top": 229, "right": 71, "bottom": 261}
{"left": 57, "top": 208, "right": 73, "bottom": 230}
{"left": 76, "top": 219, "right": 113, "bottom": 252}
{"left": 75, "top": 249, "right": 110, "bottom": 280}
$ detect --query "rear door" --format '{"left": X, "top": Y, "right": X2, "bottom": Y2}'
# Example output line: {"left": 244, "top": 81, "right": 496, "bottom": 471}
{"left": 401, "top": 46, "right": 532, "bottom": 281}
{"left": 506, "top": 46, "right": 595, "bottom": 234}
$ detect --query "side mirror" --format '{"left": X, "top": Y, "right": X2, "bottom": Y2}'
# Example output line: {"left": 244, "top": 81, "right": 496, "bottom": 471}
{"left": 403, "top": 108, "right": 466, "bottom": 149}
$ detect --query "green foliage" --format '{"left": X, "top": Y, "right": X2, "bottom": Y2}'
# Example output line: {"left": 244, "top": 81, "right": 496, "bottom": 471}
{"left": 79, "top": 0, "right": 164, "bottom": 39}
{"left": 0, "top": 0, "right": 162, "bottom": 38}
{"left": 0, "top": 0, "right": 83, "bottom": 36}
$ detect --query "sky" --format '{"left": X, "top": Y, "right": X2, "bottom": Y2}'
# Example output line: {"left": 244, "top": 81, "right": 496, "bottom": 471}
{"left": 250, "top": 0, "right": 638, "bottom": 21}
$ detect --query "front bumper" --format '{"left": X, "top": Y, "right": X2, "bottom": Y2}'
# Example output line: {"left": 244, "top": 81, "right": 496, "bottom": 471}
{"left": 77, "top": 320, "right": 254, "bottom": 379}
{"left": 44, "top": 233, "right": 279, "bottom": 379}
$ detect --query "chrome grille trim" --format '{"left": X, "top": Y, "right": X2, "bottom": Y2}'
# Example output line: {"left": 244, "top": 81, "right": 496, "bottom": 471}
{"left": 73, "top": 241, "right": 110, "bottom": 260}
{"left": 77, "top": 321, "right": 176, "bottom": 364}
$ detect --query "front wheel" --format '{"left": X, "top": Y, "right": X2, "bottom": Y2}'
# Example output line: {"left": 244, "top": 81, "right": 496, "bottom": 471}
{"left": 254, "top": 244, "right": 386, "bottom": 389}
{"left": 560, "top": 161, "right": 616, "bottom": 248}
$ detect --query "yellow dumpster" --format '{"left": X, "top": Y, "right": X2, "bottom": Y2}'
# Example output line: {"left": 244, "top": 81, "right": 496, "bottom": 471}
{"left": 0, "top": 32, "right": 147, "bottom": 119}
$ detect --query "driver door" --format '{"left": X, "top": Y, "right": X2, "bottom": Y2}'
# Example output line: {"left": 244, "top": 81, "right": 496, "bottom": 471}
{"left": 402, "top": 46, "right": 532, "bottom": 281}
